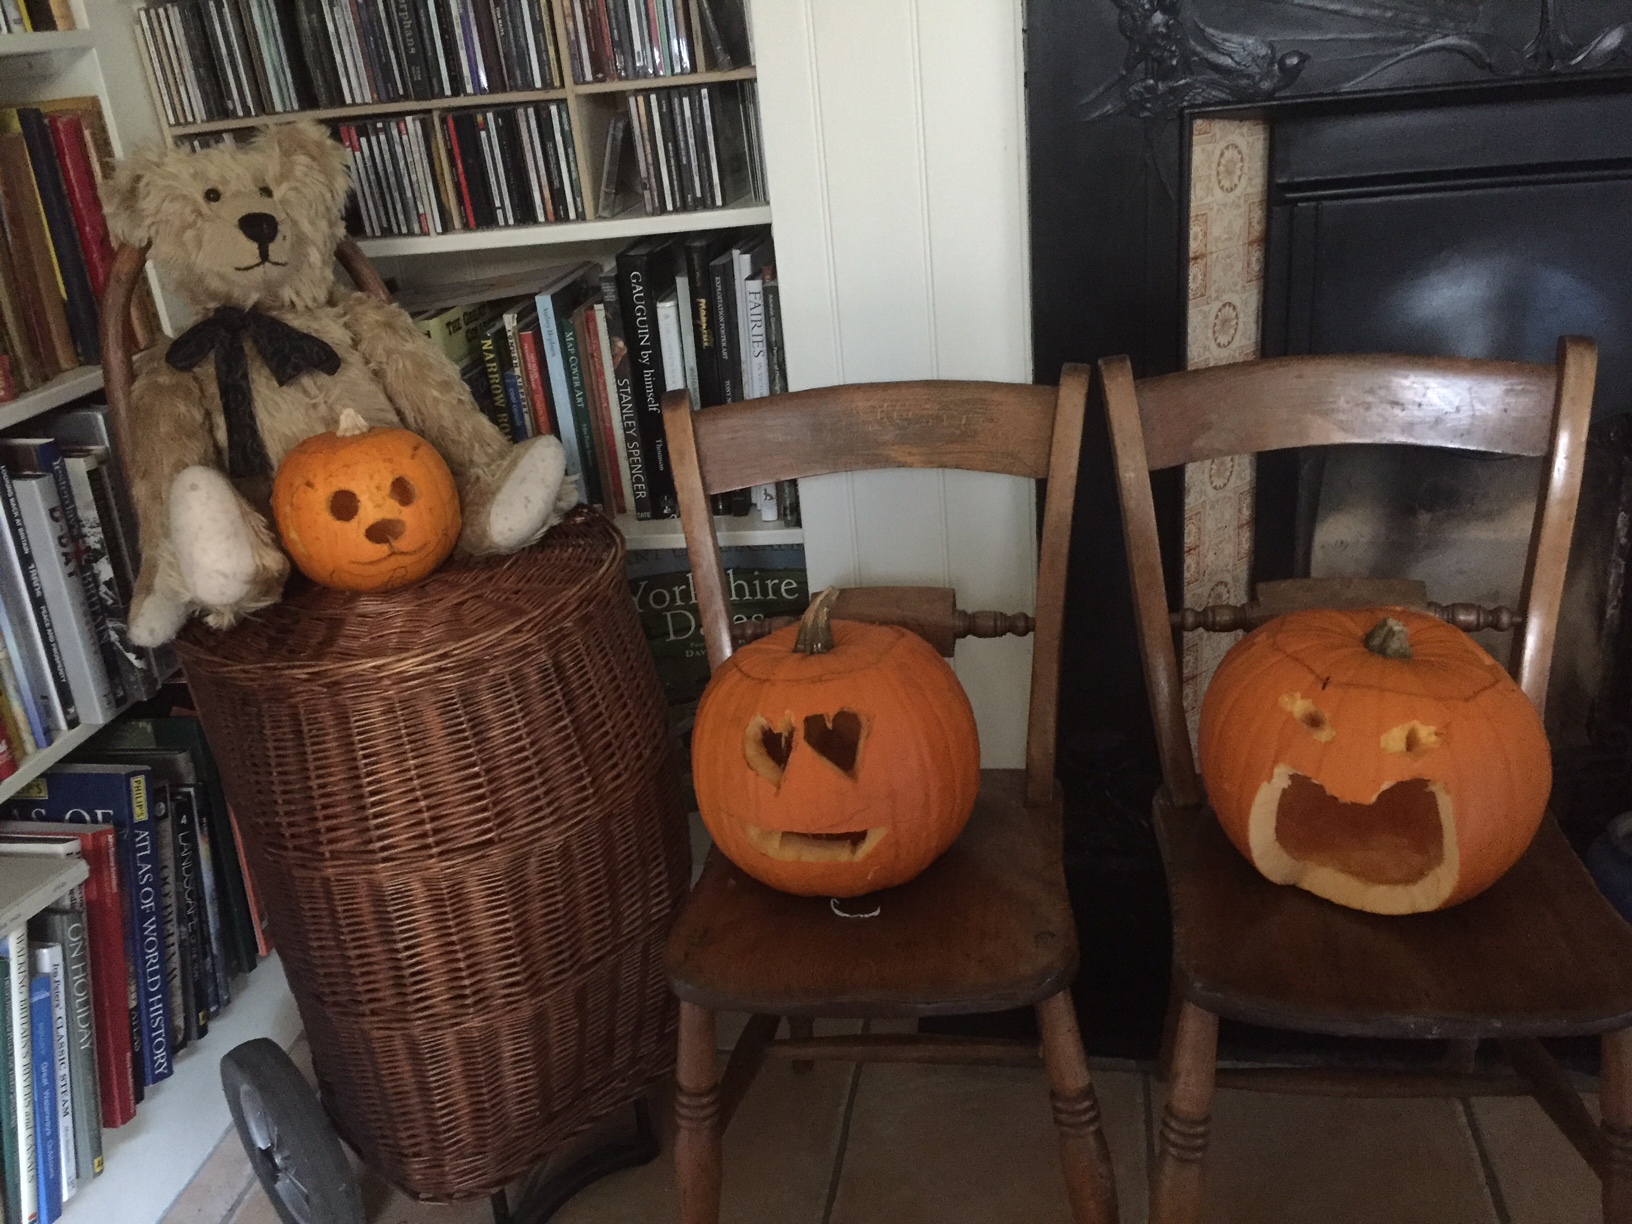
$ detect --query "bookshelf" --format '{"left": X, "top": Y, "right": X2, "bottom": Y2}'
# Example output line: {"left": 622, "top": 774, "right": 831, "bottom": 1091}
{"left": 0, "top": 855, "right": 87, "bottom": 937}
{"left": 0, "top": 366, "right": 104, "bottom": 431}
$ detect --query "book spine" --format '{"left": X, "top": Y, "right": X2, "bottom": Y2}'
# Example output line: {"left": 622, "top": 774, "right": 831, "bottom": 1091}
{"left": 191, "top": 801, "right": 230, "bottom": 1014}
{"left": 13, "top": 111, "right": 97, "bottom": 368}
{"left": 128, "top": 775, "right": 172, "bottom": 1085}
{"left": 535, "top": 290, "right": 587, "bottom": 488}
{"left": 615, "top": 247, "right": 679, "bottom": 518}
{"left": 152, "top": 800, "right": 189, "bottom": 1051}
{"left": 42, "top": 118, "right": 112, "bottom": 305}
{"left": 32, "top": 950, "right": 70, "bottom": 1202}
{"left": 27, "top": 976, "right": 54, "bottom": 1224}
{"left": 591, "top": 303, "right": 637, "bottom": 515}
{"left": 66, "top": 456, "right": 153, "bottom": 704}
{"left": 36, "top": 913, "right": 96, "bottom": 1179}
{"left": 515, "top": 328, "right": 553, "bottom": 436}
{"left": 170, "top": 788, "right": 210, "bottom": 1035}
{"left": 575, "top": 306, "right": 622, "bottom": 514}
{"left": 11, "top": 479, "right": 116, "bottom": 725}
{"left": 557, "top": 316, "right": 603, "bottom": 508}
{"left": 0, "top": 468, "right": 74, "bottom": 733}
{"left": 7, "top": 933, "right": 34, "bottom": 1224}
{"left": 0, "top": 956, "right": 18, "bottom": 1224}
{"left": 476, "top": 330, "right": 517, "bottom": 442}
{"left": 599, "top": 274, "right": 650, "bottom": 520}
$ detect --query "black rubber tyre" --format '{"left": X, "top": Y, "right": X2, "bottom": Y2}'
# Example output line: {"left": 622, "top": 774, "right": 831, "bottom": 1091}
{"left": 221, "top": 1039, "right": 365, "bottom": 1224}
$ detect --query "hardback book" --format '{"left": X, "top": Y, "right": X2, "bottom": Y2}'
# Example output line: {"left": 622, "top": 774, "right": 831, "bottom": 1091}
{"left": 9, "top": 473, "right": 118, "bottom": 725}
{"left": 0, "top": 958, "right": 19, "bottom": 1224}
{"left": 29, "top": 948, "right": 71, "bottom": 1203}
{"left": 27, "top": 974, "right": 57, "bottom": 1224}
{"left": 0, "top": 614, "right": 32, "bottom": 763}
{"left": 568, "top": 300, "right": 617, "bottom": 513}
{"left": 149, "top": 788, "right": 192, "bottom": 1051}
{"left": 589, "top": 301, "right": 636, "bottom": 515}
{"left": 0, "top": 466, "right": 76, "bottom": 737}
{"left": 0, "top": 236, "right": 45, "bottom": 396}
{"left": 9, "top": 767, "right": 173, "bottom": 1088}
{"left": 0, "top": 131, "right": 74, "bottom": 379}
{"left": 5, "top": 110, "right": 99, "bottom": 369}
{"left": 615, "top": 239, "right": 681, "bottom": 518}
{"left": 42, "top": 116, "right": 113, "bottom": 307}
{"left": 599, "top": 272, "right": 649, "bottom": 520}
{"left": 0, "top": 822, "right": 132, "bottom": 1129}
{"left": 26, "top": 909, "right": 98, "bottom": 1178}
{"left": 166, "top": 787, "right": 212, "bottom": 1034}
{"left": 185, "top": 786, "right": 230, "bottom": 1014}
{"left": 533, "top": 262, "right": 605, "bottom": 503}
{"left": 5, "top": 932, "right": 35, "bottom": 1224}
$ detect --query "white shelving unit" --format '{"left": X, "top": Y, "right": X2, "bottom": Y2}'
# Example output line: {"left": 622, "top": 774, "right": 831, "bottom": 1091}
{"left": 0, "top": 366, "right": 104, "bottom": 432}
{"left": 358, "top": 202, "right": 775, "bottom": 258}
{"left": 0, "top": 855, "right": 87, "bottom": 936}
{"left": 620, "top": 511, "right": 802, "bottom": 551}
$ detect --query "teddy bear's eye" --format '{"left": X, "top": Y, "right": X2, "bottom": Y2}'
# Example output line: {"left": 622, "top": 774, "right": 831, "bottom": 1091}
{"left": 258, "top": 186, "right": 273, "bottom": 198}
{"left": 204, "top": 187, "right": 221, "bottom": 203}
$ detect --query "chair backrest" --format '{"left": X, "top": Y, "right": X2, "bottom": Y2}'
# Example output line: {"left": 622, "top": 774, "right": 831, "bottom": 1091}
{"left": 664, "top": 371, "right": 1091, "bottom": 807}
{"left": 1101, "top": 340, "right": 1598, "bottom": 809}
{"left": 98, "top": 239, "right": 391, "bottom": 476}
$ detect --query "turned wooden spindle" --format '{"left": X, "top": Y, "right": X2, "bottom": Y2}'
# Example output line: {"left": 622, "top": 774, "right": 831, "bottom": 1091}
{"left": 1171, "top": 600, "right": 1524, "bottom": 634}
{"left": 726, "top": 586, "right": 1032, "bottom": 657}
{"left": 1426, "top": 602, "right": 1523, "bottom": 632}
{"left": 954, "top": 608, "right": 1034, "bottom": 638}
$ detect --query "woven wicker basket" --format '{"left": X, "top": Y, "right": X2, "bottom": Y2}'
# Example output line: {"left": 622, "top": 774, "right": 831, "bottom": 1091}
{"left": 176, "top": 510, "right": 689, "bottom": 1201}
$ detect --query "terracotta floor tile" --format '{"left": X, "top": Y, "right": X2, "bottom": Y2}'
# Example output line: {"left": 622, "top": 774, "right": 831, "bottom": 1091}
{"left": 1190, "top": 1090, "right": 1498, "bottom": 1224}
{"left": 1470, "top": 1094, "right": 1601, "bottom": 1224}
{"left": 829, "top": 1063, "right": 1146, "bottom": 1224}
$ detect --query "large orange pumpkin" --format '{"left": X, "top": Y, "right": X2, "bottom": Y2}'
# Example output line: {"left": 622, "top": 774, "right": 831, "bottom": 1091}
{"left": 691, "top": 588, "right": 981, "bottom": 897}
{"left": 272, "top": 409, "right": 461, "bottom": 592}
{"left": 1198, "top": 606, "right": 1551, "bottom": 915}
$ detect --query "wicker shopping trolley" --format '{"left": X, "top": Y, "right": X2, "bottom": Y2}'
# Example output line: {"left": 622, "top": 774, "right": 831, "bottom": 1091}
{"left": 100, "top": 245, "right": 690, "bottom": 1224}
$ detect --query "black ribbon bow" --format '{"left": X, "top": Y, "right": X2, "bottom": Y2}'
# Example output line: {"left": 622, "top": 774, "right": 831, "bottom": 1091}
{"left": 167, "top": 306, "right": 342, "bottom": 480}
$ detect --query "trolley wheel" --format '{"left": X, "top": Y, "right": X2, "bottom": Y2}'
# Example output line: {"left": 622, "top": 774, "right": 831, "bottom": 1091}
{"left": 221, "top": 1038, "right": 365, "bottom": 1224}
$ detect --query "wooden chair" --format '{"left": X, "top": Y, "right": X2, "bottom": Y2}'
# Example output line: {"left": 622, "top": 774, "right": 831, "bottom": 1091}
{"left": 1101, "top": 339, "right": 1632, "bottom": 1224}
{"left": 661, "top": 372, "right": 1120, "bottom": 1224}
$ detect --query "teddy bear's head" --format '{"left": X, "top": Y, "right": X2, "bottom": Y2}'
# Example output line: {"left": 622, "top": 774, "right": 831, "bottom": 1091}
{"left": 102, "top": 121, "right": 351, "bottom": 313}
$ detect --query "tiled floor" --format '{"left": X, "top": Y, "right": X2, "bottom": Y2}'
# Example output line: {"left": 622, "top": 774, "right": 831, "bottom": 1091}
{"left": 171, "top": 1028, "right": 1605, "bottom": 1224}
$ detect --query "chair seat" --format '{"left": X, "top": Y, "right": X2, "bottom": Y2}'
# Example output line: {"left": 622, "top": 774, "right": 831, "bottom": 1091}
{"left": 665, "top": 770, "right": 1078, "bottom": 1019}
{"left": 1158, "top": 794, "right": 1632, "bottom": 1040}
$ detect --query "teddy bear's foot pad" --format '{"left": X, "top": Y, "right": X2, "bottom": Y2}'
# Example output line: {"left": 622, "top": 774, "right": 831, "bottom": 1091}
{"left": 487, "top": 436, "right": 570, "bottom": 551}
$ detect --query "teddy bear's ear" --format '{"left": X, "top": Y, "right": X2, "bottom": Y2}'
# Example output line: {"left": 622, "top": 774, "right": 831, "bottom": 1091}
{"left": 259, "top": 120, "right": 350, "bottom": 209}
{"left": 100, "top": 144, "right": 172, "bottom": 248}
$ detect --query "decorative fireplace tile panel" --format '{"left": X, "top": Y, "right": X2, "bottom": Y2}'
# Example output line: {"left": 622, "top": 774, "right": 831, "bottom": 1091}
{"left": 1182, "top": 117, "right": 1269, "bottom": 744}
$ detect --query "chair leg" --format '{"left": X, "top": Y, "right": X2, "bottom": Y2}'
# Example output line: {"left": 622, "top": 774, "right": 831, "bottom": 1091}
{"left": 1036, "top": 989, "right": 1119, "bottom": 1224}
{"left": 1604, "top": 1027, "right": 1632, "bottom": 1224}
{"left": 675, "top": 1001, "right": 723, "bottom": 1224}
{"left": 788, "top": 1016, "right": 815, "bottom": 1074}
{"left": 1150, "top": 1000, "right": 1219, "bottom": 1224}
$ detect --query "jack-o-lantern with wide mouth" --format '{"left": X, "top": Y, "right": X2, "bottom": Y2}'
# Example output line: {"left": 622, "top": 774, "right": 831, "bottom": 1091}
{"left": 1198, "top": 606, "right": 1552, "bottom": 915}
{"left": 272, "top": 408, "right": 462, "bottom": 592}
{"left": 692, "top": 588, "right": 981, "bottom": 898}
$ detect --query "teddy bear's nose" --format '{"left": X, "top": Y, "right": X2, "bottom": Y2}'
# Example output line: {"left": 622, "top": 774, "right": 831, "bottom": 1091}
{"left": 237, "top": 212, "right": 279, "bottom": 246}
{"left": 365, "top": 518, "right": 407, "bottom": 545}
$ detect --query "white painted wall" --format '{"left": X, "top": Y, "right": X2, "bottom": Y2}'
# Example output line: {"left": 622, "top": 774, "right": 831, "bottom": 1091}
{"left": 750, "top": 0, "right": 1037, "bottom": 766}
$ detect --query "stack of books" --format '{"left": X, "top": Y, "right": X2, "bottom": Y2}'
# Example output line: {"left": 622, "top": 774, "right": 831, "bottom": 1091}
{"left": 0, "top": 714, "right": 269, "bottom": 1222}
{"left": 0, "top": 405, "right": 171, "bottom": 779}
{"left": 396, "top": 224, "right": 796, "bottom": 526}
{"left": 0, "top": 0, "right": 74, "bottom": 34}
{"left": 558, "top": 0, "right": 750, "bottom": 82}
{"left": 134, "top": 0, "right": 565, "bottom": 127}
{"left": 0, "top": 99, "right": 162, "bottom": 404}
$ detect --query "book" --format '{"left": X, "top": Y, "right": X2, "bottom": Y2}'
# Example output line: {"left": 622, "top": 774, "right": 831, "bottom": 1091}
{"left": 532, "top": 262, "right": 605, "bottom": 501}
{"left": 590, "top": 301, "right": 636, "bottom": 515}
{"left": 9, "top": 767, "right": 173, "bottom": 1088}
{"left": 149, "top": 789, "right": 189, "bottom": 1052}
{"left": 166, "top": 787, "right": 211, "bottom": 1036}
{"left": 9, "top": 474, "right": 118, "bottom": 725}
{"left": 27, "top": 976, "right": 56, "bottom": 1224}
{"left": 5, "top": 111, "right": 98, "bottom": 369}
{"left": 42, "top": 116, "right": 113, "bottom": 308}
{"left": 561, "top": 300, "right": 608, "bottom": 510}
{"left": 0, "top": 132, "right": 75, "bottom": 379}
{"left": 29, "top": 949, "right": 71, "bottom": 1204}
{"left": 5, "top": 932, "right": 34, "bottom": 1224}
{"left": 26, "top": 909, "right": 99, "bottom": 1178}
{"left": 0, "top": 823, "right": 131, "bottom": 1130}
{"left": 615, "top": 239, "right": 681, "bottom": 519}
{"left": 0, "top": 958, "right": 19, "bottom": 1224}
{"left": 599, "top": 272, "right": 650, "bottom": 520}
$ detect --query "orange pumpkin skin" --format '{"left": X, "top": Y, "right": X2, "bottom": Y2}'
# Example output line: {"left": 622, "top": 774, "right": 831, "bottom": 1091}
{"left": 691, "top": 610, "right": 981, "bottom": 898}
{"left": 272, "top": 416, "right": 461, "bottom": 593}
{"left": 1198, "top": 606, "right": 1551, "bottom": 915}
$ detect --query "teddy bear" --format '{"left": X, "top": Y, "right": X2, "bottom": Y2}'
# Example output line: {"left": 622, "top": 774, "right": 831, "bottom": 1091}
{"left": 101, "top": 120, "right": 575, "bottom": 646}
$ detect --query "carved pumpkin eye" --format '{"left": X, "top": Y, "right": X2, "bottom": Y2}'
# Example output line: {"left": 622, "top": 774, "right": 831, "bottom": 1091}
{"left": 329, "top": 489, "right": 359, "bottom": 521}
{"left": 204, "top": 187, "right": 222, "bottom": 203}
{"left": 803, "top": 710, "right": 864, "bottom": 778}
{"left": 389, "top": 476, "right": 416, "bottom": 506}
{"left": 744, "top": 714, "right": 796, "bottom": 787}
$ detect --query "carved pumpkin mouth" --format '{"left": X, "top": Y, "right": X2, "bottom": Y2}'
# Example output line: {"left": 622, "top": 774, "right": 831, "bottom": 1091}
{"left": 1246, "top": 766, "right": 1460, "bottom": 914}
{"left": 742, "top": 825, "right": 889, "bottom": 863}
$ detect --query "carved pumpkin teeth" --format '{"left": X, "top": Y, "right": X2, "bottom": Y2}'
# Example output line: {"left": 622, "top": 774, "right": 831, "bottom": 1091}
{"left": 743, "top": 825, "right": 888, "bottom": 862}
{"left": 803, "top": 710, "right": 864, "bottom": 777}
{"left": 744, "top": 714, "right": 796, "bottom": 787}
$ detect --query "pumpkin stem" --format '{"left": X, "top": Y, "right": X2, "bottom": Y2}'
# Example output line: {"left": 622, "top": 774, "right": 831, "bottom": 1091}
{"left": 335, "top": 408, "right": 371, "bottom": 438}
{"left": 1364, "top": 616, "right": 1413, "bottom": 660}
{"left": 794, "top": 587, "right": 841, "bottom": 655}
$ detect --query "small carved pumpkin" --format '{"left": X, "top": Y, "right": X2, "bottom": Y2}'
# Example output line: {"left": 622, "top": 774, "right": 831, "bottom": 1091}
{"left": 271, "top": 409, "right": 461, "bottom": 592}
{"left": 691, "top": 588, "right": 981, "bottom": 897}
{"left": 1199, "top": 606, "right": 1551, "bottom": 914}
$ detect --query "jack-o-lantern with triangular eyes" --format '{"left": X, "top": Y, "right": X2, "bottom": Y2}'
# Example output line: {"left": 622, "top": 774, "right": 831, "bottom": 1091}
{"left": 1198, "top": 606, "right": 1552, "bottom": 915}
{"left": 692, "top": 589, "right": 982, "bottom": 897}
{"left": 272, "top": 408, "right": 461, "bottom": 592}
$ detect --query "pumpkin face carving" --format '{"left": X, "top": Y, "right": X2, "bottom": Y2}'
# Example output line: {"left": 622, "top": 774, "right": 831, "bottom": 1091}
{"left": 1198, "top": 607, "right": 1552, "bottom": 915}
{"left": 272, "top": 408, "right": 461, "bottom": 592}
{"left": 692, "top": 589, "right": 981, "bottom": 897}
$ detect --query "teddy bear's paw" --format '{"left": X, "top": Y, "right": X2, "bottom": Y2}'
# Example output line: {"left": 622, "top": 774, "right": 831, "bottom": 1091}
{"left": 129, "top": 590, "right": 188, "bottom": 648}
{"left": 170, "top": 466, "right": 273, "bottom": 607}
{"left": 486, "top": 436, "right": 569, "bottom": 551}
